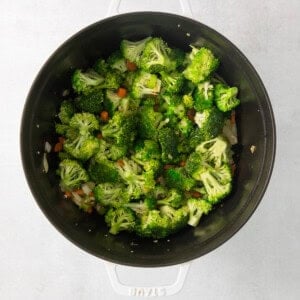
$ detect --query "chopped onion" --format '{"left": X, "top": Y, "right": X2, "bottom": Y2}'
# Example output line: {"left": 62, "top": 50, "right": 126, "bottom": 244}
{"left": 82, "top": 183, "right": 92, "bottom": 195}
{"left": 42, "top": 153, "right": 49, "bottom": 173}
{"left": 222, "top": 120, "right": 238, "bottom": 145}
{"left": 44, "top": 141, "right": 52, "bottom": 153}
{"left": 71, "top": 192, "right": 82, "bottom": 206}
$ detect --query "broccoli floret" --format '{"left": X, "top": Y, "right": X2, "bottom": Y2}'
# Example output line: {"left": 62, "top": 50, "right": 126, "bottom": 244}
{"left": 196, "top": 136, "right": 231, "bottom": 168}
{"left": 193, "top": 81, "right": 214, "bottom": 111}
{"left": 151, "top": 185, "right": 168, "bottom": 199}
{"left": 58, "top": 100, "right": 75, "bottom": 124}
{"left": 118, "top": 96, "right": 141, "bottom": 113}
{"left": 161, "top": 94, "right": 186, "bottom": 119}
{"left": 183, "top": 47, "right": 219, "bottom": 84}
{"left": 132, "top": 157, "right": 162, "bottom": 175}
{"left": 169, "top": 48, "right": 186, "bottom": 71}
{"left": 93, "top": 59, "right": 109, "bottom": 74}
{"left": 88, "top": 159, "right": 121, "bottom": 183}
{"left": 178, "top": 117, "right": 194, "bottom": 137}
{"left": 116, "top": 158, "right": 155, "bottom": 199}
{"left": 101, "top": 111, "right": 137, "bottom": 147}
{"left": 133, "top": 140, "right": 161, "bottom": 161}
{"left": 99, "top": 70, "right": 122, "bottom": 89}
{"left": 165, "top": 167, "right": 196, "bottom": 191}
{"left": 107, "top": 50, "right": 127, "bottom": 73}
{"left": 138, "top": 106, "right": 163, "bottom": 139}
{"left": 94, "top": 183, "right": 129, "bottom": 207}
{"left": 94, "top": 139, "right": 127, "bottom": 162}
{"left": 72, "top": 69, "right": 104, "bottom": 94}
{"left": 214, "top": 83, "right": 240, "bottom": 112}
{"left": 131, "top": 71, "right": 161, "bottom": 99}
{"left": 58, "top": 159, "right": 89, "bottom": 190}
{"left": 185, "top": 151, "right": 206, "bottom": 180}
{"left": 187, "top": 198, "right": 212, "bottom": 227}
{"left": 182, "top": 94, "right": 194, "bottom": 109}
{"left": 75, "top": 90, "right": 104, "bottom": 113}
{"left": 123, "top": 71, "right": 137, "bottom": 90}
{"left": 69, "top": 112, "right": 100, "bottom": 136}
{"left": 157, "top": 127, "right": 180, "bottom": 163}
{"left": 159, "top": 205, "right": 189, "bottom": 232}
{"left": 120, "top": 37, "right": 152, "bottom": 65}
{"left": 199, "top": 169, "right": 232, "bottom": 203}
{"left": 55, "top": 123, "right": 69, "bottom": 135}
{"left": 140, "top": 38, "right": 172, "bottom": 73}
{"left": 125, "top": 197, "right": 157, "bottom": 216}
{"left": 58, "top": 151, "right": 73, "bottom": 161}
{"left": 190, "top": 107, "right": 224, "bottom": 147}
{"left": 64, "top": 135, "right": 100, "bottom": 161}
{"left": 160, "top": 71, "right": 185, "bottom": 94}
{"left": 135, "top": 210, "right": 170, "bottom": 238}
{"left": 157, "top": 189, "right": 183, "bottom": 208}
{"left": 103, "top": 90, "right": 121, "bottom": 116}
{"left": 105, "top": 207, "right": 136, "bottom": 235}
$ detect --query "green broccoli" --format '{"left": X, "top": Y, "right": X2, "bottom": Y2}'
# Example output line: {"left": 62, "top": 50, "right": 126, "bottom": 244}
{"left": 125, "top": 197, "right": 157, "bottom": 216}
{"left": 88, "top": 159, "right": 121, "bottom": 183}
{"left": 93, "top": 58, "right": 109, "bottom": 74}
{"left": 135, "top": 210, "right": 170, "bottom": 238}
{"left": 193, "top": 81, "right": 214, "bottom": 111}
{"left": 64, "top": 135, "right": 100, "bottom": 161}
{"left": 157, "top": 127, "right": 180, "bottom": 163}
{"left": 99, "top": 70, "right": 122, "bottom": 89}
{"left": 58, "top": 100, "right": 75, "bottom": 124}
{"left": 157, "top": 189, "right": 183, "bottom": 208}
{"left": 199, "top": 169, "right": 232, "bottom": 203}
{"left": 159, "top": 205, "right": 189, "bottom": 232}
{"left": 120, "top": 37, "right": 152, "bottom": 65}
{"left": 190, "top": 107, "right": 224, "bottom": 147}
{"left": 94, "top": 139, "right": 127, "bottom": 162}
{"left": 214, "top": 83, "right": 240, "bottom": 112}
{"left": 118, "top": 96, "right": 141, "bottom": 113}
{"left": 69, "top": 112, "right": 100, "bottom": 136}
{"left": 187, "top": 198, "right": 212, "bottom": 226}
{"left": 139, "top": 38, "right": 172, "bottom": 73}
{"left": 196, "top": 136, "right": 231, "bottom": 168}
{"left": 133, "top": 140, "right": 161, "bottom": 161}
{"left": 75, "top": 90, "right": 104, "bottom": 113}
{"left": 94, "top": 183, "right": 129, "bottom": 207}
{"left": 132, "top": 157, "right": 162, "bottom": 175}
{"left": 178, "top": 117, "right": 194, "bottom": 137}
{"left": 169, "top": 48, "right": 186, "bottom": 71}
{"left": 165, "top": 167, "right": 196, "bottom": 191}
{"left": 131, "top": 71, "right": 161, "bottom": 99}
{"left": 138, "top": 106, "right": 163, "bottom": 139}
{"left": 107, "top": 50, "right": 127, "bottom": 73}
{"left": 160, "top": 71, "right": 185, "bottom": 94}
{"left": 72, "top": 69, "right": 104, "bottom": 94}
{"left": 182, "top": 94, "right": 194, "bottom": 109}
{"left": 58, "top": 159, "right": 89, "bottom": 190}
{"left": 103, "top": 90, "right": 122, "bottom": 116}
{"left": 105, "top": 207, "right": 136, "bottom": 235}
{"left": 183, "top": 47, "right": 219, "bottom": 84}
{"left": 161, "top": 94, "right": 186, "bottom": 119}
{"left": 185, "top": 151, "right": 206, "bottom": 180}
{"left": 101, "top": 111, "right": 137, "bottom": 147}
{"left": 116, "top": 158, "right": 155, "bottom": 199}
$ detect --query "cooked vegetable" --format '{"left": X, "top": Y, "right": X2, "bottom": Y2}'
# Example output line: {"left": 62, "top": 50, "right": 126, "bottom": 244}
{"left": 54, "top": 37, "right": 240, "bottom": 238}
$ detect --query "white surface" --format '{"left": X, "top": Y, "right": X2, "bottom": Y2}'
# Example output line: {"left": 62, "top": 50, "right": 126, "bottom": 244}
{"left": 1, "top": 0, "right": 300, "bottom": 299}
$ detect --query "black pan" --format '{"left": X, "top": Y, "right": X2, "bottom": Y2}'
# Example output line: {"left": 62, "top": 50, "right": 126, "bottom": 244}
{"left": 20, "top": 12, "right": 276, "bottom": 267}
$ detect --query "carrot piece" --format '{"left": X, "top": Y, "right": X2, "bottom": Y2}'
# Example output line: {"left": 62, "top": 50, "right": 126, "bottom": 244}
{"left": 53, "top": 142, "right": 63, "bottom": 152}
{"left": 100, "top": 111, "right": 109, "bottom": 122}
{"left": 126, "top": 60, "right": 137, "bottom": 71}
{"left": 163, "top": 164, "right": 173, "bottom": 170}
{"left": 74, "top": 189, "right": 85, "bottom": 196}
{"left": 117, "top": 87, "right": 127, "bottom": 98}
{"left": 190, "top": 191, "right": 201, "bottom": 198}
{"left": 179, "top": 161, "right": 186, "bottom": 167}
{"left": 58, "top": 136, "right": 65, "bottom": 144}
{"left": 64, "top": 191, "right": 72, "bottom": 199}
{"left": 187, "top": 108, "right": 196, "bottom": 121}
{"left": 117, "top": 159, "right": 124, "bottom": 167}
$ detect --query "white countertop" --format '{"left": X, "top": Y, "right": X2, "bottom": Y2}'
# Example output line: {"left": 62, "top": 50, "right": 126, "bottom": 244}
{"left": 1, "top": 0, "right": 299, "bottom": 299}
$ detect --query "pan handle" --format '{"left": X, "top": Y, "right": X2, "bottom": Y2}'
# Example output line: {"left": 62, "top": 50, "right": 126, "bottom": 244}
{"left": 106, "top": 0, "right": 193, "bottom": 18}
{"left": 104, "top": 262, "right": 190, "bottom": 297}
